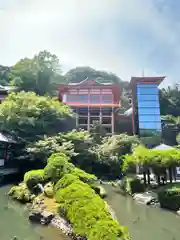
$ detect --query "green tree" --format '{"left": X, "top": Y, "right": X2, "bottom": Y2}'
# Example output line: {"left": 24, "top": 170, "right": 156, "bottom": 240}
{"left": 10, "top": 50, "right": 67, "bottom": 96}
{"left": 0, "top": 91, "right": 74, "bottom": 143}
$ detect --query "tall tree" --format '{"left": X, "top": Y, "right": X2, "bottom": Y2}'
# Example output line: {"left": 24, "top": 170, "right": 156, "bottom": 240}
{"left": 0, "top": 91, "right": 75, "bottom": 143}
{"left": 10, "top": 50, "right": 67, "bottom": 96}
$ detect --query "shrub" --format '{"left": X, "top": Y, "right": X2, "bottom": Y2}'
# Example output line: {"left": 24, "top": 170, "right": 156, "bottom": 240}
{"left": 158, "top": 184, "right": 180, "bottom": 211}
{"left": 44, "top": 182, "right": 54, "bottom": 198}
{"left": 71, "top": 167, "right": 97, "bottom": 182}
{"left": 55, "top": 181, "right": 129, "bottom": 240}
{"left": 44, "top": 153, "right": 74, "bottom": 182}
{"left": 121, "top": 176, "right": 145, "bottom": 195}
{"left": 8, "top": 183, "right": 35, "bottom": 202}
{"left": 24, "top": 169, "right": 44, "bottom": 190}
{"left": 54, "top": 174, "right": 79, "bottom": 192}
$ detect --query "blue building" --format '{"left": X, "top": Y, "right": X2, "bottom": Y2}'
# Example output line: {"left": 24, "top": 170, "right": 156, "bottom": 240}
{"left": 130, "top": 77, "right": 165, "bottom": 138}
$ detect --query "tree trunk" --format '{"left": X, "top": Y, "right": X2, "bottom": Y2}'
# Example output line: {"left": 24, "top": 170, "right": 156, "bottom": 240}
{"left": 168, "top": 167, "right": 173, "bottom": 183}
{"left": 173, "top": 167, "right": 177, "bottom": 182}
{"left": 147, "top": 168, "right": 151, "bottom": 185}
{"left": 157, "top": 174, "right": 161, "bottom": 185}
{"left": 143, "top": 171, "right": 147, "bottom": 187}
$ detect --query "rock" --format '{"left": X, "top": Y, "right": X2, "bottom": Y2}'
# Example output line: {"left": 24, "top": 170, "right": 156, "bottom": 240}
{"left": 133, "top": 192, "right": 158, "bottom": 205}
{"left": 177, "top": 209, "right": 180, "bottom": 216}
{"left": 29, "top": 210, "right": 54, "bottom": 225}
{"left": 29, "top": 211, "right": 42, "bottom": 222}
{"left": 12, "top": 236, "right": 18, "bottom": 240}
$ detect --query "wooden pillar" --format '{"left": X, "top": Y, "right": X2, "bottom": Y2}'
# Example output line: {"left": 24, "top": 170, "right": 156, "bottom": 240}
{"left": 100, "top": 107, "right": 102, "bottom": 124}
{"left": 111, "top": 107, "right": 114, "bottom": 134}
{"left": 88, "top": 106, "right": 90, "bottom": 131}
{"left": 76, "top": 108, "right": 79, "bottom": 129}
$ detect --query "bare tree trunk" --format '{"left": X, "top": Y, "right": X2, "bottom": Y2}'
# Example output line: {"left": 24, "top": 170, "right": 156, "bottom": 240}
{"left": 143, "top": 171, "right": 147, "bottom": 187}
{"left": 169, "top": 167, "right": 173, "bottom": 183}
{"left": 147, "top": 168, "right": 151, "bottom": 185}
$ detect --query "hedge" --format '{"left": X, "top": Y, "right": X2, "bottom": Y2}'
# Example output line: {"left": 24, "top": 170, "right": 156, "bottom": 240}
{"left": 54, "top": 174, "right": 79, "bottom": 192}
{"left": 44, "top": 153, "right": 74, "bottom": 182}
{"left": 71, "top": 167, "right": 97, "bottom": 182}
{"left": 158, "top": 184, "right": 180, "bottom": 211}
{"left": 55, "top": 180, "right": 129, "bottom": 240}
{"left": 24, "top": 169, "right": 45, "bottom": 190}
{"left": 121, "top": 176, "right": 145, "bottom": 195}
{"left": 8, "top": 183, "right": 35, "bottom": 202}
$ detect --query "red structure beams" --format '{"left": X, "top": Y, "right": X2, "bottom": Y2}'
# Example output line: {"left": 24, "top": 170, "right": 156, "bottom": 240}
{"left": 56, "top": 79, "right": 121, "bottom": 134}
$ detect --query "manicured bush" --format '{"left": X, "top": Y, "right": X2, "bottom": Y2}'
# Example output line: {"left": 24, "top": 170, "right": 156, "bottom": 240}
{"left": 55, "top": 181, "right": 129, "bottom": 240}
{"left": 44, "top": 153, "right": 74, "bottom": 182}
{"left": 44, "top": 182, "right": 54, "bottom": 198}
{"left": 121, "top": 176, "right": 145, "bottom": 195}
{"left": 24, "top": 169, "right": 45, "bottom": 190}
{"left": 54, "top": 174, "right": 79, "bottom": 192}
{"left": 158, "top": 184, "right": 180, "bottom": 211}
{"left": 71, "top": 167, "right": 97, "bottom": 182}
{"left": 8, "top": 183, "right": 35, "bottom": 202}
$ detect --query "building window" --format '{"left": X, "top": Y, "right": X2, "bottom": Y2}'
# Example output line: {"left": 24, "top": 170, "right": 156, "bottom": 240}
{"left": 90, "top": 95, "right": 100, "bottom": 103}
{"left": 102, "top": 95, "right": 113, "bottom": 103}
{"left": 78, "top": 95, "right": 88, "bottom": 103}
{"left": 139, "top": 122, "right": 161, "bottom": 130}
{"left": 138, "top": 101, "right": 160, "bottom": 108}
{"left": 138, "top": 107, "right": 160, "bottom": 115}
{"left": 137, "top": 86, "right": 158, "bottom": 95}
{"left": 137, "top": 94, "right": 159, "bottom": 101}
{"left": 138, "top": 114, "right": 161, "bottom": 122}
{"left": 67, "top": 94, "right": 78, "bottom": 102}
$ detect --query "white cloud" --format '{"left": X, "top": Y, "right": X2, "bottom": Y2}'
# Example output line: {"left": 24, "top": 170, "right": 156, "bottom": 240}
{"left": 0, "top": 0, "right": 179, "bottom": 85}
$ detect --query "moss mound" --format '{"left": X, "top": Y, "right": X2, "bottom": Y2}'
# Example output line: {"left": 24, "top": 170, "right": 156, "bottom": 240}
{"left": 8, "top": 183, "right": 35, "bottom": 203}
{"left": 44, "top": 153, "right": 74, "bottom": 181}
{"left": 44, "top": 182, "right": 54, "bottom": 198}
{"left": 55, "top": 180, "right": 129, "bottom": 240}
{"left": 24, "top": 169, "right": 45, "bottom": 190}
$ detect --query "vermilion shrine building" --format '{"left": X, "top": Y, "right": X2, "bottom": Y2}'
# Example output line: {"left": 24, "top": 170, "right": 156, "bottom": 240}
{"left": 57, "top": 78, "right": 120, "bottom": 134}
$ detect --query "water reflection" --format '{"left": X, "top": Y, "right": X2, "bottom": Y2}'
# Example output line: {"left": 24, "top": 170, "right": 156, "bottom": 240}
{"left": 0, "top": 185, "right": 69, "bottom": 240}
{"left": 105, "top": 185, "right": 180, "bottom": 240}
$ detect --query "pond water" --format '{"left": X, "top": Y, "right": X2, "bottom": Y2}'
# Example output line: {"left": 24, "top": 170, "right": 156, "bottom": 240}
{"left": 1, "top": 184, "right": 180, "bottom": 240}
{"left": 0, "top": 185, "right": 69, "bottom": 240}
{"left": 105, "top": 185, "right": 180, "bottom": 240}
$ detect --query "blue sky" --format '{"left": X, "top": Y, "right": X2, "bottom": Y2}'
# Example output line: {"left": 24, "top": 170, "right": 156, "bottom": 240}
{"left": 0, "top": 0, "right": 180, "bottom": 87}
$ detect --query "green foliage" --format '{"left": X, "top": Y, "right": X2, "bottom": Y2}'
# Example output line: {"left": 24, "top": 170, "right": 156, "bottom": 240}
{"left": 27, "top": 129, "right": 90, "bottom": 162}
{"left": 8, "top": 183, "right": 35, "bottom": 202}
{"left": 90, "top": 134, "right": 139, "bottom": 178}
{"left": 0, "top": 91, "right": 74, "bottom": 142}
{"left": 71, "top": 167, "right": 97, "bottom": 182}
{"left": 27, "top": 136, "right": 76, "bottom": 161}
{"left": 44, "top": 182, "right": 54, "bottom": 198}
{"left": 55, "top": 181, "right": 129, "bottom": 240}
{"left": 10, "top": 50, "right": 67, "bottom": 96}
{"left": 65, "top": 66, "right": 123, "bottom": 84}
{"left": 122, "top": 145, "right": 180, "bottom": 172}
{"left": 158, "top": 184, "right": 180, "bottom": 211}
{"left": 160, "top": 84, "right": 180, "bottom": 117}
{"left": 176, "top": 132, "right": 180, "bottom": 145}
{"left": 24, "top": 169, "right": 45, "bottom": 189}
{"left": 121, "top": 176, "right": 145, "bottom": 195}
{"left": 54, "top": 174, "right": 79, "bottom": 192}
{"left": 44, "top": 153, "right": 74, "bottom": 182}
